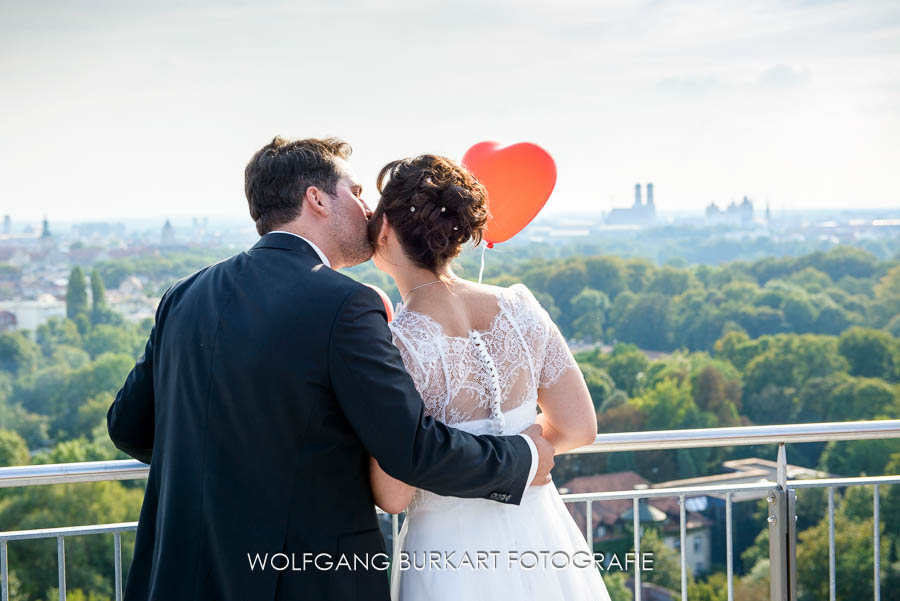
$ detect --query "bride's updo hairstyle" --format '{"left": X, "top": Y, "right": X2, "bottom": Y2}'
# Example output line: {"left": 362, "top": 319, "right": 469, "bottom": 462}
{"left": 369, "top": 155, "right": 489, "bottom": 273}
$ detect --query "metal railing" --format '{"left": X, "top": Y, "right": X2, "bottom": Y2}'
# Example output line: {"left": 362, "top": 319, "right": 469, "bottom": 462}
{"left": 1, "top": 419, "right": 899, "bottom": 601}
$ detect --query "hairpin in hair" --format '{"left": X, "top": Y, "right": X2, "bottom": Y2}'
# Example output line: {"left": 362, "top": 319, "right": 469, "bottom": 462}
{"left": 441, "top": 207, "right": 446, "bottom": 212}
{"left": 410, "top": 206, "right": 415, "bottom": 212}
{"left": 453, "top": 226, "right": 458, "bottom": 230}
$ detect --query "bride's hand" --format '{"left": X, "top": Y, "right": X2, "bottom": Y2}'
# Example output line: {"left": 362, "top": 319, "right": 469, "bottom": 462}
{"left": 521, "top": 423, "right": 555, "bottom": 485}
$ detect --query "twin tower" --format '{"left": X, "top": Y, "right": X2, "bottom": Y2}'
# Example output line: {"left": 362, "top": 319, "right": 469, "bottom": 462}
{"left": 635, "top": 183, "right": 655, "bottom": 210}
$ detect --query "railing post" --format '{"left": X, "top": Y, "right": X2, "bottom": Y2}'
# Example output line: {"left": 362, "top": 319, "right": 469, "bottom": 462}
{"left": 1, "top": 539, "right": 8, "bottom": 601}
{"left": 768, "top": 443, "right": 797, "bottom": 601}
{"left": 787, "top": 488, "right": 797, "bottom": 599}
{"left": 828, "top": 487, "right": 836, "bottom": 601}
{"left": 585, "top": 500, "right": 593, "bottom": 553}
{"left": 768, "top": 487, "right": 788, "bottom": 601}
{"left": 57, "top": 535, "right": 66, "bottom": 601}
{"left": 726, "top": 492, "right": 734, "bottom": 601}
{"left": 633, "top": 497, "right": 641, "bottom": 601}
{"left": 874, "top": 484, "right": 881, "bottom": 601}
{"left": 679, "top": 495, "right": 687, "bottom": 601}
{"left": 391, "top": 513, "right": 400, "bottom": 560}
{"left": 114, "top": 531, "right": 123, "bottom": 601}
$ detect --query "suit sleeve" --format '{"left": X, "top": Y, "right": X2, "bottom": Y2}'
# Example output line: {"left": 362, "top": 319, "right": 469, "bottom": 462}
{"left": 106, "top": 300, "right": 163, "bottom": 464}
{"left": 329, "top": 286, "right": 533, "bottom": 505}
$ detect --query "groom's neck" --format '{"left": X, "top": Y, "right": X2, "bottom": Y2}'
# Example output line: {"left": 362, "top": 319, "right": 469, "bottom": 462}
{"left": 271, "top": 222, "right": 339, "bottom": 269}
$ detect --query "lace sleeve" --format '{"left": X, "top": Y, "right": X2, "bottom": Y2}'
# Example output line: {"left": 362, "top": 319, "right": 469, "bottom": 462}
{"left": 389, "top": 327, "right": 430, "bottom": 398}
{"left": 538, "top": 312, "right": 580, "bottom": 389}
{"left": 389, "top": 312, "right": 447, "bottom": 421}
{"left": 509, "top": 284, "right": 580, "bottom": 389}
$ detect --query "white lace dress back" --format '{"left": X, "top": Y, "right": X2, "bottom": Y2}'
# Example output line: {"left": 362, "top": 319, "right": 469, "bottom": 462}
{"left": 390, "top": 282, "right": 577, "bottom": 437}
{"left": 387, "top": 283, "right": 611, "bottom": 601}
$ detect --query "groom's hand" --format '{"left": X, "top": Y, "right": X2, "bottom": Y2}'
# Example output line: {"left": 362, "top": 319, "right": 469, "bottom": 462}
{"left": 522, "top": 424, "right": 555, "bottom": 486}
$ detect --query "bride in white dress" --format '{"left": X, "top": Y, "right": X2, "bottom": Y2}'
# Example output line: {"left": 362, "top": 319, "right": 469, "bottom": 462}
{"left": 365, "top": 154, "right": 611, "bottom": 601}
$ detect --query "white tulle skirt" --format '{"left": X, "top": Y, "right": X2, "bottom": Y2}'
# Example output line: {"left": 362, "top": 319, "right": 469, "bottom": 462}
{"left": 390, "top": 480, "right": 611, "bottom": 600}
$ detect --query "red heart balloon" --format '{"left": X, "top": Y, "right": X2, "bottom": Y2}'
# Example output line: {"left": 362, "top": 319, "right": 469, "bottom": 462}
{"left": 364, "top": 283, "right": 394, "bottom": 322}
{"left": 461, "top": 141, "right": 557, "bottom": 244}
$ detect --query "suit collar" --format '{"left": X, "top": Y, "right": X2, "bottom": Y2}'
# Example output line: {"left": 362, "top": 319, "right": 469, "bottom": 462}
{"left": 251, "top": 232, "right": 326, "bottom": 264}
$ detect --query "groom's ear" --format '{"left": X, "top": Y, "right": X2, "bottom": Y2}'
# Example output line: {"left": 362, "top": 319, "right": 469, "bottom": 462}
{"left": 303, "top": 186, "right": 330, "bottom": 218}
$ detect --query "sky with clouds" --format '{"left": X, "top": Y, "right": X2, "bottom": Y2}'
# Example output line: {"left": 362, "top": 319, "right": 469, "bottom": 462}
{"left": 1, "top": 0, "right": 899, "bottom": 222}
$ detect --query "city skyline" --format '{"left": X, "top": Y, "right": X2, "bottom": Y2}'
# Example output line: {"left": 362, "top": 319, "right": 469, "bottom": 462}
{"left": 2, "top": 0, "right": 899, "bottom": 221}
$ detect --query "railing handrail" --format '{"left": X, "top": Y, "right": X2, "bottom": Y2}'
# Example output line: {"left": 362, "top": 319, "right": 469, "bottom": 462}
{"left": 2, "top": 419, "right": 899, "bottom": 488}
{"left": 570, "top": 418, "right": 900, "bottom": 453}
{"left": 0, "top": 459, "right": 149, "bottom": 489}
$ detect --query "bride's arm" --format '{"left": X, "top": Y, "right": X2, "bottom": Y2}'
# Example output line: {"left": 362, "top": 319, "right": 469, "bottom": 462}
{"left": 526, "top": 284, "right": 597, "bottom": 454}
{"left": 535, "top": 367, "right": 598, "bottom": 454}
{"left": 370, "top": 456, "right": 416, "bottom": 514}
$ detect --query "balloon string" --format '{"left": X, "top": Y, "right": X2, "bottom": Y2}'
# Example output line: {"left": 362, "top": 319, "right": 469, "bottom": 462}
{"left": 478, "top": 243, "right": 488, "bottom": 284}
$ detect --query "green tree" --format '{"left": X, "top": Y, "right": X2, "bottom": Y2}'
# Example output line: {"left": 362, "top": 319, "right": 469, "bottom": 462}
{"left": 603, "top": 570, "right": 633, "bottom": 601}
{"left": 615, "top": 293, "right": 672, "bottom": 351}
{"left": 782, "top": 295, "right": 818, "bottom": 333}
{"left": 83, "top": 325, "right": 140, "bottom": 359}
{"left": 0, "top": 480, "right": 142, "bottom": 600}
{"left": 820, "top": 438, "right": 900, "bottom": 477}
{"left": 691, "top": 365, "right": 741, "bottom": 426}
{"left": 633, "top": 378, "right": 717, "bottom": 478}
{"left": 796, "top": 509, "right": 886, "bottom": 601}
{"left": 838, "top": 327, "right": 899, "bottom": 381}
{"left": 0, "top": 331, "right": 40, "bottom": 376}
{"left": 584, "top": 256, "right": 627, "bottom": 299}
{"left": 623, "top": 258, "right": 653, "bottom": 293}
{"left": 66, "top": 267, "right": 89, "bottom": 319}
{"left": 688, "top": 571, "right": 728, "bottom": 601}
{"left": 35, "top": 318, "right": 82, "bottom": 356}
{"left": 579, "top": 363, "right": 616, "bottom": 411}
{"left": 570, "top": 288, "right": 609, "bottom": 341}
{"left": 0, "top": 429, "right": 29, "bottom": 466}
{"left": 883, "top": 452, "right": 900, "bottom": 547}
{"left": 637, "top": 527, "right": 682, "bottom": 592}
{"left": 41, "top": 588, "right": 112, "bottom": 601}
{"left": 734, "top": 559, "right": 770, "bottom": 601}
{"left": 785, "top": 266, "right": 832, "bottom": 293}
{"left": 814, "top": 304, "right": 853, "bottom": 336}
{"left": 90, "top": 269, "right": 106, "bottom": 309}
{"left": 870, "top": 265, "right": 900, "bottom": 328}
{"left": 607, "top": 348, "right": 650, "bottom": 397}
{"left": 646, "top": 265, "right": 697, "bottom": 297}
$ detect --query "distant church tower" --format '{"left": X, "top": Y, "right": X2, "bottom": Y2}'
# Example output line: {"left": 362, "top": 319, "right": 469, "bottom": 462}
{"left": 646, "top": 183, "right": 656, "bottom": 218}
{"left": 40, "top": 217, "right": 52, "bottom": 239}
{"left": 634, "top": 183, "right": 642, "bottom": 207}
{"left": 162, "top": 219, "right": 175, "bottom": 244}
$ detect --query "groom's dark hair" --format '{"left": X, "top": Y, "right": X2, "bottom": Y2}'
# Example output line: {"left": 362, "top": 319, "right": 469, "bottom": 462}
{"left": 245, "top": 136, "right": 352, "bottom": 235}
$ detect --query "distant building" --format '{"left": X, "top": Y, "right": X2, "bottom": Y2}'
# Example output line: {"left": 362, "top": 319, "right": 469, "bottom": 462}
{"left": 41, "top": 217, "right": 52, "bottom": 239}
{"left": 0, "top": 311, "right": 16, "bottom": 332}
{"left": 0, "top": 295, "right": 66, "bottom": 331}
{"left": 705, "top": 196, "right": 754, "bottom": 223}
{"left": 117, "top": 276, "right": 145, "bottom": 296}
{"left": 561, "top": 471, "right": 713, "bottom": 574}
{"left": 606, "top": 182, "right": 657, "bottom": 225}
{"left": 3, "top": 215, "right": 10, "bottom": 235}
{"left": 161, "top": 219, "right": 175, "bottom": 244}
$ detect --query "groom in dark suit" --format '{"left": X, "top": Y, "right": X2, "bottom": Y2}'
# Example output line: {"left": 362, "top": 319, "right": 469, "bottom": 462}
{"left": 107, "top": 136, "right": 554, "bottom": 601}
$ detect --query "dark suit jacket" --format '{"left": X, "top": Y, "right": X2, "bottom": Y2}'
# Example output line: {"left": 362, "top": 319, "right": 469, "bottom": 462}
{"left": 107, "top": 232, "right": 532, "bottom": 601}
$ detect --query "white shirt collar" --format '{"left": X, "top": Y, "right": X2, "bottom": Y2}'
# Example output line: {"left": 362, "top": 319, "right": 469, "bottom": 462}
{"left": 268, "top": 231, "right": 332, "bottom": 268}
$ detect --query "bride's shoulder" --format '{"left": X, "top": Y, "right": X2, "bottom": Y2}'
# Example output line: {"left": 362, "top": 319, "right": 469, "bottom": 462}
{"left": 496, "top": 282, "right": 541, "bottom": 307}
{"left": 389, "top": 305, "right": 442, "bottom": 340}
